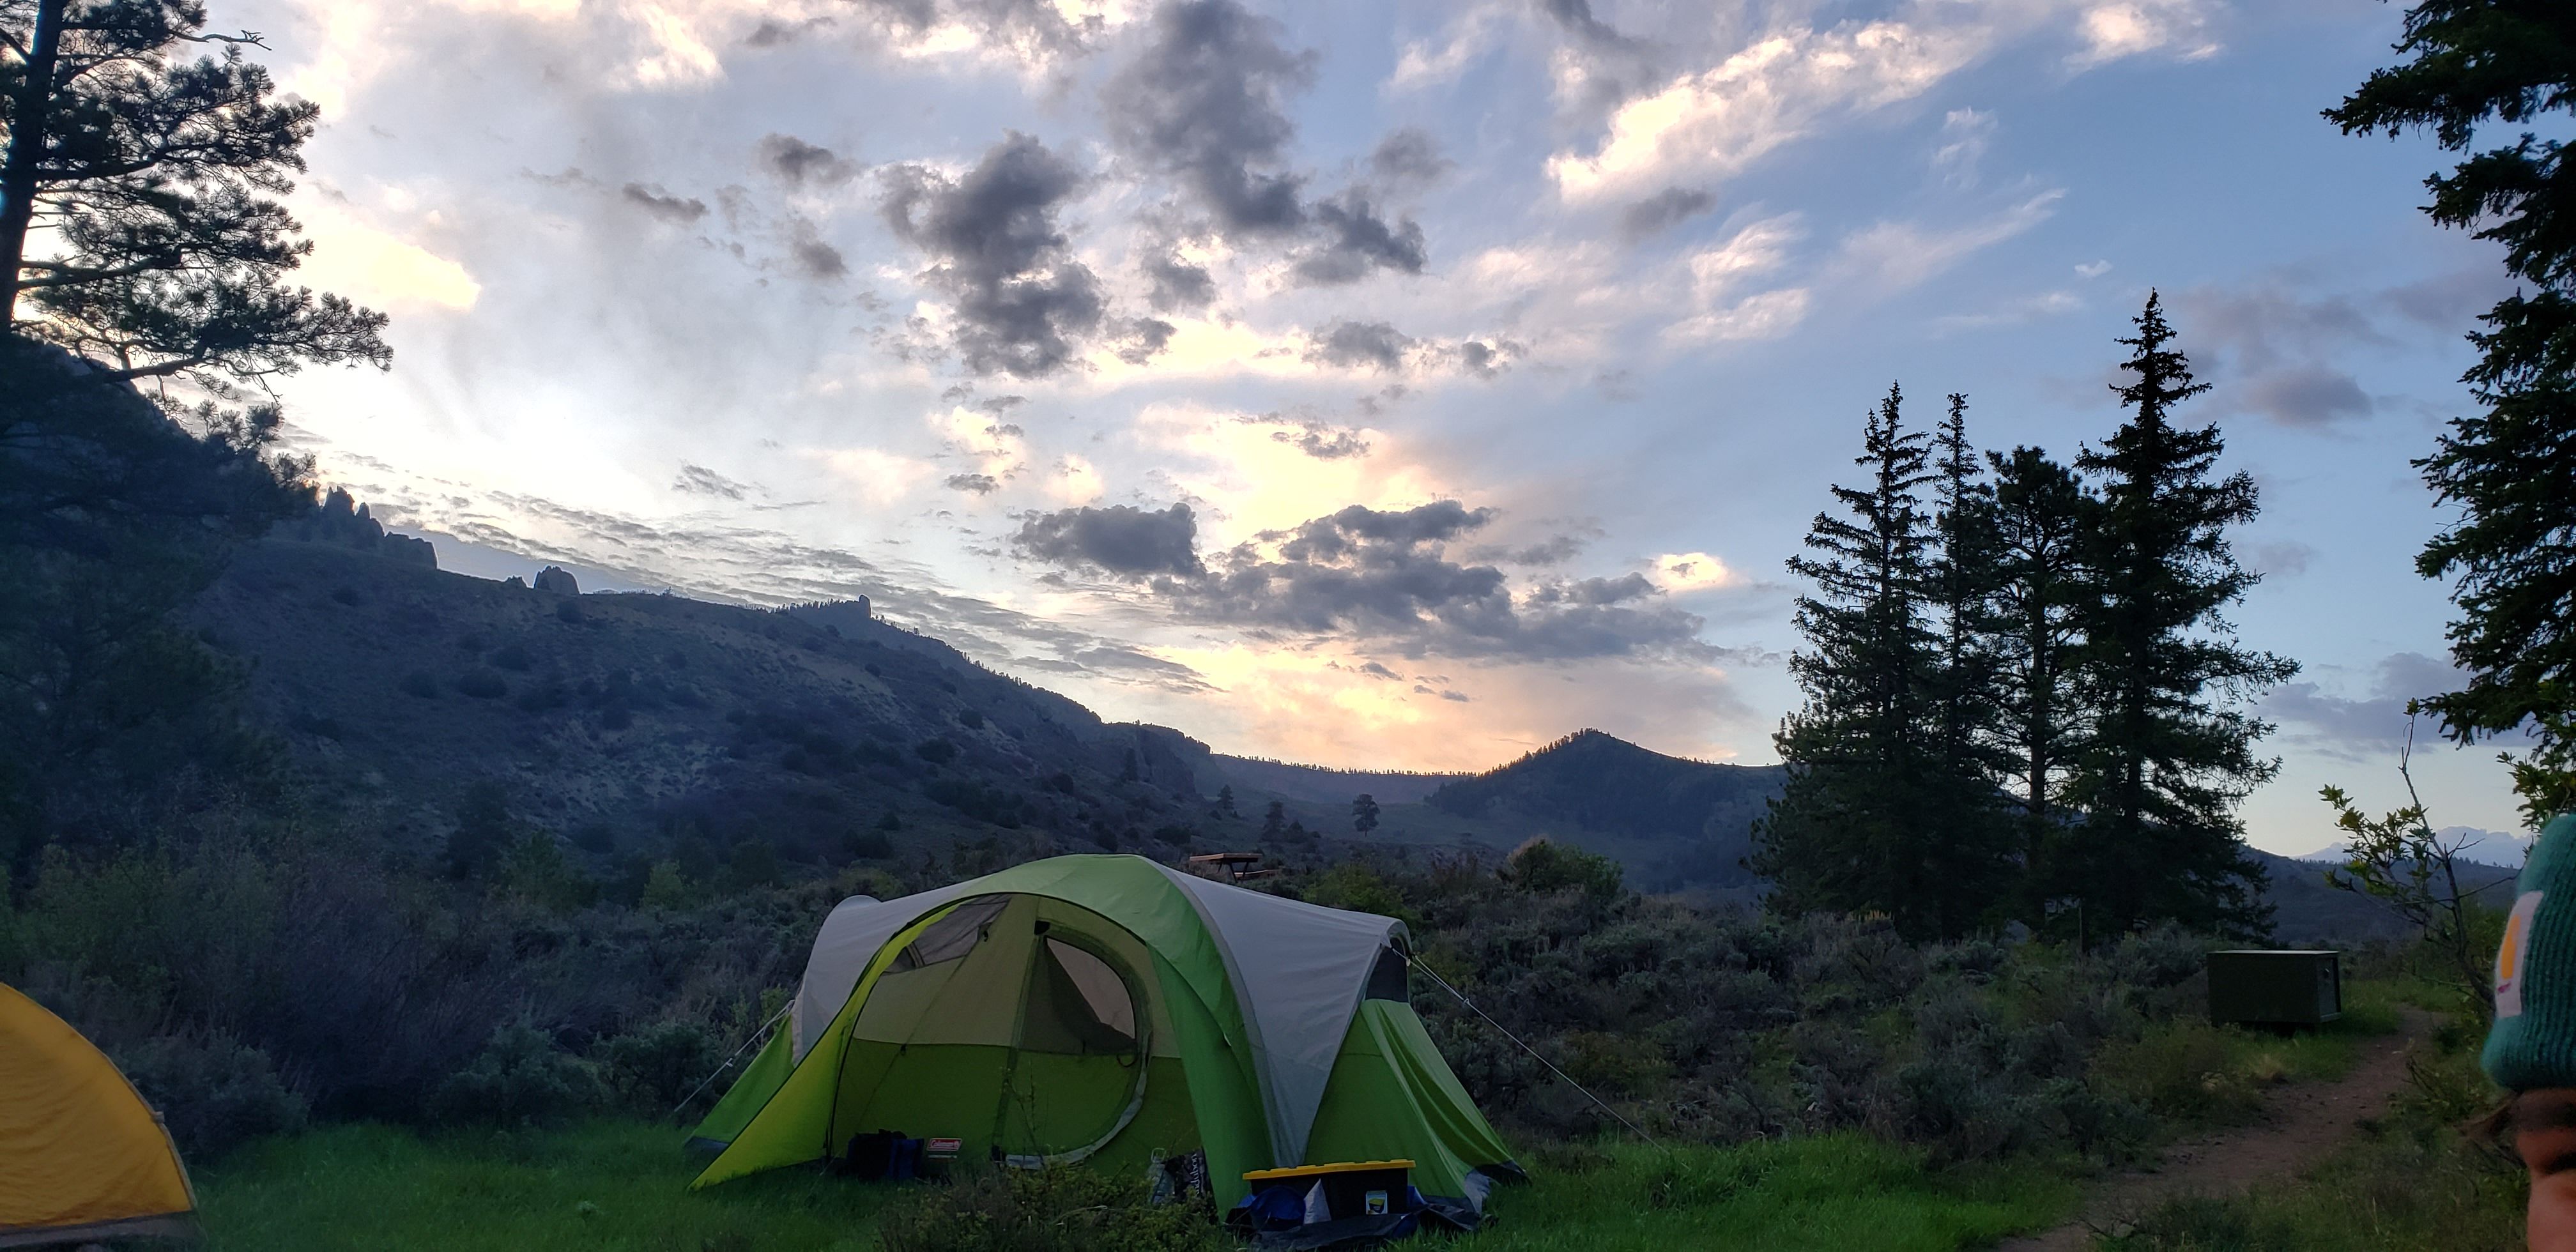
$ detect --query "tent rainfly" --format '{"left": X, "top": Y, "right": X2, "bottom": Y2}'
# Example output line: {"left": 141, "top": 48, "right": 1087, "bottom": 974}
{"left": 688, "top": 854, "right": 1519, "bottom": 1215}
{"left": 0, "top": 984, "right": 196, "bottom": 1248}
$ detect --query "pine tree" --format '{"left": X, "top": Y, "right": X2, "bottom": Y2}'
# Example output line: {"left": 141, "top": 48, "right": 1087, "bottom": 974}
{"left": 1924, "top": 393, "right": 2016, "bottom": 914}
{"left": 1259, "top": 799, "right": 1286, "bottom": 841}
{"left": 1756, "top": 383, "right": 1964, "bottom": 938}
{"left": 1984, "top": 445, "right": 2092, "bottom": 901}
{"left": 2064, "top": 294, "right": 2296, "bottom": 938}
{"left": 2327, "top": 3, "right": 2576, "bottom": 818}
{"left": 1, "top": 0, "right": 389, "bottom": 382}
{"left": 1351, "top": 793, "right": 1380, "bottom": 836}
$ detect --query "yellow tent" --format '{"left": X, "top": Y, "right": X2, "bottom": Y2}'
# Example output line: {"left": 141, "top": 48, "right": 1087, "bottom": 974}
{"left": 0, "top": 984, "right": 195, "bottom": 1248}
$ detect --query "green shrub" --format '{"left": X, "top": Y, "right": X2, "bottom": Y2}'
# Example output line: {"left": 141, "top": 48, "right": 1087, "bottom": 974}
{"left": 119, "top": 1032, "right": 309, "bottom": 1159}
{"left": 874, "top": 1164, "right": 1230, "bottom": 1252}
{"left": 429, "top": 1025, "right": 607, "bottom": 1127}
{"left": 398, "top": 670, "right": 440, "bottom": 699}
{"left": 2093, "top": 1018, "right": 2263, "bottom": 1124}
{"left": 916, "top": 737, "right": 959, "bottom": 765}
{"left": 491, "top": 643, "right": 533, "bottom": 671}
{"left": 454, "top": 668, "right": 507, "bottom": 699}
{"left": 1502, "top": 837, "right": 1623, "bottom": 898}
{"left": 599, "top": 1022, "right": 723, "bottom": 1115}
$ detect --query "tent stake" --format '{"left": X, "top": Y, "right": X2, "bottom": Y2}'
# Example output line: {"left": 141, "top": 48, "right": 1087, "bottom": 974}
{"left": 1403, "top": 953, "right": 1663, "bottom": 1150}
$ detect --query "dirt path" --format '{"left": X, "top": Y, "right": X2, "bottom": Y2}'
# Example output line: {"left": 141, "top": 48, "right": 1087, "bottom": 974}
{"left": 1995, "top": 1010, "right": 2435, "bottom": 1251}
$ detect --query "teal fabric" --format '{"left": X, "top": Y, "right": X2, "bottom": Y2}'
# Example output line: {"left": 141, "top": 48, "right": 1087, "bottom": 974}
{"left": 2485, "top": 813, "right": 2576, "bottom": 1090}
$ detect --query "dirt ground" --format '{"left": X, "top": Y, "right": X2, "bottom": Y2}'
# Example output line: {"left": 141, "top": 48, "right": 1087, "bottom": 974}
{"left": 1995, "top": 1011, "right": 2435, "bottom": 1251}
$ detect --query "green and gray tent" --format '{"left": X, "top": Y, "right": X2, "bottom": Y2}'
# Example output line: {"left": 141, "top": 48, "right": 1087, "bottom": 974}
{"left": 687, "top": 854, "right": 1517, "bottom": 1212}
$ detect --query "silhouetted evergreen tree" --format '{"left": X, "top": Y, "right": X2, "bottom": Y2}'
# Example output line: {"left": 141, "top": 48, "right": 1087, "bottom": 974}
{"left": 1259, "top": 799, "right": 1286, "bottom": 841}
{"left": 1923, "top": 393, "right": 2016, "bottom": 914}
{"left": 1, "top": 1, "right": 390, "bottom": 383}
{"left": 1758, "top": 383, "right": 1976, "bottom": 939}
{"left": 2329, "top": 3, "right": 2576, "bottom": 822}
{"left": 1351, "top": 793, "right": 1379, "bottom": 836}
{"left": 2064, "top": 294, "right": 2294, "bottom": 938}
{"left": 1982, "top": 445, "right": 2092, "bottom": 903}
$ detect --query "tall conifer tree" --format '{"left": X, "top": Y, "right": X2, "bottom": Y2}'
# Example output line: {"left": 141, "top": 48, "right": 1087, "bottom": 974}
{"left": 2328, "top": 3, "right": 2576, "bottom": 821}
{"left": 1924, "top": 393, "right": 2016, "bottom": 922}
{"left": 2064, "top": 294, "right": 2295, "bottom": 938}
{"left": 1758, "top": 383, "right": 1963, "bottom": 938}
{"left": 1984, "top": 445, "right": 2091, "bottom": 903}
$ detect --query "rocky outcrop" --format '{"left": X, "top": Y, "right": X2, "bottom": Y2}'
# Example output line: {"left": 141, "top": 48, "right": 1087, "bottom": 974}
{"left": 533, "top": 566, "right": 579, "bottom": 595}
{"left": 278, "top": 487, "right": 439, "bottom": 570}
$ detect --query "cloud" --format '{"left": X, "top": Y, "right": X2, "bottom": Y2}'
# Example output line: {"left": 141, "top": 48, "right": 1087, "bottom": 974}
{"left": 1014, "top": 502, "right": 1206, "bottom": 577}
{"left": 1549, "top": 17, "right": 1985, "bottom": 203}
{"left": 2076, "top": 259, "right": 2113, "bottom": 279}
{"left": 1105, "top": 0, "right": 1427, "bottom": 284}
{"left": 673, "top": 463, "right": 753, "bottom": 499}
{"left": 1142, "top": 252, "right": 1216, "bottom": 312}
{"left": 1619, "top": 187, "right": 1717, "bottom": 241}
{"left": 757, "top": 133, "right": 859, "bottom": 187}
{"left": 2264, "top": 652, "right": 2467, "bottom": 763}
{"left": 1104, "top": 0, "right": 1315, "bottom": 237}
{"left": 295, "top": 202, "right": 480, "bottom": 311}
{"left": 1931, "top": 107, "right": 1994, "bottom": 185}
{"left": 847, "top": 0, "right": 1102, "bottom": 70}
{"left": 1133, "top": 501, "right": 1709, "bottom": 662}
{"left": 2244, "top": 364, "right": 2372, "bottom": 427}
{"left": 880, "top": 132, "right": 1109, "bottom": 378}
{"left": 1538, "top": 0, "right": 1660, "bottom": 113}
{"left": 2175, "top": 278, "right": 2405, "bottom": 428}
{"left": 621, "top": 182, "right": 708, "bottom": 223}
{"left": 1304, "top": 319, "right": 1416, "bottom": 371}
{"left": 2069, "top": 0, "right": 2222, "bottom": 70}
{"left": 1832, "top": 190, "right": 2064, "bottom": 290}
{"left": 814, "top": 447, "right": 937, "bottom": 503}
{"left": 785, "top": 217, "right": 850, "bottom": 279}
{"left": 1296, "top": 190, "right": 1429, "bottom": 284}
{"left": 1367, "top": 127, "right": 1452, "bottom": 188}
{"left": 2248, "top": 540, "right": 2315, "bottom": 579}
{"left": 1265, "top": 419, "right": 1371, "bottom": 459}
{"left": 1649, "top": 552, "right": 1740, "bottom": 592}
{"left": 1386, "top": 6, "right": 1503, "bottom": 93}
{"left": 946, "top": 472, "right": 1002, "bottom": 494}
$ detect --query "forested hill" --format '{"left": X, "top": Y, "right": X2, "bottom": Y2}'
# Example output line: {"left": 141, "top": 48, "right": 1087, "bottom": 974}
{"left": 1428, "top": 729, "right": 1783, "bottom": 837}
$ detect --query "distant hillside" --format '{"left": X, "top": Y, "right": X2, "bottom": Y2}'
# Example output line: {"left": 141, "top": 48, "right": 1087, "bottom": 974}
{"left": 191, "top": 537, "right": 1224, "bottom": 871}
{"left": 2253, "top": 850, "right": 2520, "bottom": 946}
{"left": 1209, "top": 755, "right": 1463, "bottom": 805}
{"left": 1414, "top": 729, "right": 1785, "bottom": 893}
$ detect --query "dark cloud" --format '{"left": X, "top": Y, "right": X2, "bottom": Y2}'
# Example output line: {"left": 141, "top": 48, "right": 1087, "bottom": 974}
{"left": 946, "top": 473, "right": 1002, "bottom": 494}
{"left": 1367, "top": 128, "right": 1451, "bottom": 187}
{"left": 785, "top": 217, "right": 849, "bottom": 279}
{"left": 1142, "top": 252, "right": 1216, "bottom": 312}
{"left": 2244, "top": 364, "right": 2371, "bottom": 427}
{"left": 758, "top": 134, "right": 859, "bottom": 187}
{"left": 1439, "top": 689, "right": 1471, "bottom": 703}
{"left": 673, "top": 464, "right": 752, "bottom": 500}
{"left": 1271, "top": 422, "right": 1369, "bottom": 459}
{"left": 1104, "top": 0, "right": 1314, "bottom": 236}
{"left": 2263, "top": 652, "right": 2469, "bottom": 763}
{"left": 1305, "top": 319, "right": 1415, "bottom": 371}
{"left": 2175, "top": 279, "right": 2394, "bottom": 429}
{"left": 1358, "top": 660, "right": 1400, "bottom": 680}
{"left": 881, "top": 132, "right": 1109, "bottom": 377}
{"left": 1159, "top": 501, "right": 1706, "bottom": 661}
{"left": 1105, "top": 0, "right": 1428, "bottom": 284}
{"left": 1116, "top": 317, "right": 1176, "bottom": 365}
{"left": 1014, "top": 503, "right": 1205, "bottom": 577}
{"left": 1620, "top": 186, "right": 1716, "bottom": 240}
{"left": 743, "top": 15, "right": 834, "bottom": 47}
{"left": 621, "top": 182, "right": 707, "bottom": 223}
{"left": 1296, "top": 190, "right": 1427, "bottom": 285}
{"left": 1455, "top": 338, "right": 1519, "bottom": 379}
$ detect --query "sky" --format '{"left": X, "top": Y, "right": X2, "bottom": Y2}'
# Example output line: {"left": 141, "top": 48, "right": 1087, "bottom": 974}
{"left": 211, "top": 0, "right": 2538, "bottom": 854}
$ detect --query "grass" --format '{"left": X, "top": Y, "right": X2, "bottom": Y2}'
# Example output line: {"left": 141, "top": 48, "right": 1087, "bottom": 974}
{"left": 194, "top": 1122, "right": 2077, "bottom": 1251}
{"left": 1474, "top": 1136, "right": 2078, "bottom": 1252}
{"left": 195, "top": 1120, "right": 894, "bottom": 1251}
{"left": 2100, "top": 1028, "right": 2525, "bottom": 1251}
